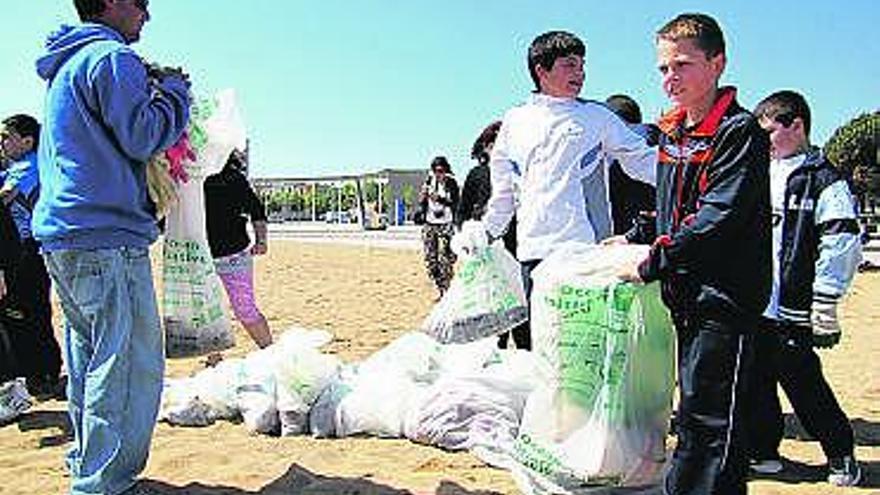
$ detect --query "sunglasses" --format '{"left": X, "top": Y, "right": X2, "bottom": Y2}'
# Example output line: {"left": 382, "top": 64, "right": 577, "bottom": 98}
{"left": 773, "top": 112, "right": 796, "bottom": 128}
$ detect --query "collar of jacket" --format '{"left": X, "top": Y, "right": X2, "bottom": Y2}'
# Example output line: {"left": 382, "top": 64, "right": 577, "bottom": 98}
{"left": 657, "top": 86, "right": 737, "bottom": 139}
{"left": 798, "top": 146, "right": 826, "bottom": 170}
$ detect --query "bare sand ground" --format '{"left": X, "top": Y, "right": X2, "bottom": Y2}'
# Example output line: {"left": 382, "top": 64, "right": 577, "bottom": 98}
{"left": 1, "top": 240, "right": 877, "bottom": 494}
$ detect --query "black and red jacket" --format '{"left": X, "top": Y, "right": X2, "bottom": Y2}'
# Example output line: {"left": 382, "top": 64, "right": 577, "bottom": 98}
{"left": 628, "top": 87, "right": 772, "bottom": 322}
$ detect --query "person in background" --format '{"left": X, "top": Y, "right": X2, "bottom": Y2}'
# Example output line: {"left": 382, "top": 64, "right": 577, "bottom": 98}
{"left": 604, "top": 95, "right": 659, "bottom": 235}
{"left": 456, "top": 121, "right": 502, "bottom": 234}
{"left": 204, "top": 149, "right": 273, "bottom": 349}
{"left": 0, "top": 114, "right": 64, "bottom": 398}
{"left": 420, "top": 156, "right": 459, "bottom": 300}
{"left": 0, "top": 114, "right": 63, "bottom": 399}
{"left": 455, "top": 121, "right": 528, "bottom": 349}
{"left": 33, "top": 0, "right": 191, "bottom": 493}
{"left": 747, "top": 90, "right": 862, "bottom": 487}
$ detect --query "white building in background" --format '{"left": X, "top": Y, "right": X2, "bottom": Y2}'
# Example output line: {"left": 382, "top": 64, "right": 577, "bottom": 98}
{"left": 251, "top": 169, "right": 427, "bottom": 227}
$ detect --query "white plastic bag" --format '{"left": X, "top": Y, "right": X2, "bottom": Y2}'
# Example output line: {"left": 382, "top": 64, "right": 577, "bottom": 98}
{"left": 403, "top": 375, "right": 532, "bottom": 453}
{"left": 273, "top": 327, "right": 340, "bottom": 436}
{"left": 508, "top": 244, "right": 675, "bottom": 494}
{"left": 162, "top": 89, "right": 246, "bottom": 358}
{"left": 422, "top": 242, "right": 527, "bottom": 344}
{"left": 0, "top": 379, "right": 32, "bottom": 424}
{"left": 236, "top": 347, "right": 279, "bottom": 435}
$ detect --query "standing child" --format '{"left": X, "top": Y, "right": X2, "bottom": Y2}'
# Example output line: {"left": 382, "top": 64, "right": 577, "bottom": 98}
{"left": 477, "top": 30, "right": 657, "bottom": 349}
{"left": 0, "top": 114, "right": 63, "bottom": 398}
{"left": 204, "top": 149, "right": 273, "bottom": 349}
{"left": 747, "top": 90, "right": 862, "bottom": 487}
{"left": 618, "top": 13, "right": 772, "bottom": 495}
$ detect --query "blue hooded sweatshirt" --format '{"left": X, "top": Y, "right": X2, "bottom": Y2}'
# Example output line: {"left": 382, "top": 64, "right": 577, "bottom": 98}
{"left": 33, "top": 23, "right": 190, "bottom": 251}
{"left": 0, "top": 150, "right": 40, "bottom": 239}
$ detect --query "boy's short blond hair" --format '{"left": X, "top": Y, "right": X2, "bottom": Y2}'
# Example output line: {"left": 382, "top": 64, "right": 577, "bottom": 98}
{"left": 656, "top": 13, "right": 725, "bottom": 59}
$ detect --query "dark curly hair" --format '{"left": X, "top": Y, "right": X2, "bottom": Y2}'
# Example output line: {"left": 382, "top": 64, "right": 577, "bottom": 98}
{"left": 430, "top": 156, "right": 452, "bottom": 174}
{"left": 470, "top": 121, "right": 502, "bottom": 165}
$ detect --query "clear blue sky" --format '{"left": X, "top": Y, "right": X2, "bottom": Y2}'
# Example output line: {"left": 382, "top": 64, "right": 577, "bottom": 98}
{"left": 2, "top": 1, "right": 877, "bottom": 179}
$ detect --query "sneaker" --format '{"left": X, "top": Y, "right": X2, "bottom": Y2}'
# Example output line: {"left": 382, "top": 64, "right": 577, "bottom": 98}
{"left": 0, "top": 378, "right": 33, "bottom": 423}
{"left": 828, "top": 455, "right": 861, "bottom": 487}
{"left": 750, "top": 458, "right": 783, "bottom": 474}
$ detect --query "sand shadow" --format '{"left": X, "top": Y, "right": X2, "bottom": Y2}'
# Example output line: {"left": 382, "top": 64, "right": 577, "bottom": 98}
{"left": 782, "top": 413, "right": 880, "bottom": 447}
{"left": 135, "top": 463, "right": 508, "bottom": 494}
{"left": 15, "top": 409, "right": 72, "bottom": 448}
{"left": 850, "top": 418, "right": 880, "bottom": 447}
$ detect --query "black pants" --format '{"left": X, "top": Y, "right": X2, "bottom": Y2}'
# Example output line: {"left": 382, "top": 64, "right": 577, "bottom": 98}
{"left": 8, "top": 239, "right": 62, "bottom": 382}
{"left": 497, "top": 259, "right": 540, "bottom": 350}
{"left": 747, "top": 319, "right": 854, "bottom": 461}
{"left": 665, "top": 315, "right": 753, "bottom": 495}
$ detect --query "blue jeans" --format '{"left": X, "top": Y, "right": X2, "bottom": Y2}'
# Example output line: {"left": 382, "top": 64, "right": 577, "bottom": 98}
{"left": 45, "top": 247, "right": 164, "bottom": 495}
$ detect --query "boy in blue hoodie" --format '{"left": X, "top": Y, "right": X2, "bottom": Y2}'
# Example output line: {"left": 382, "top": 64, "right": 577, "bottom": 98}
{"left": 0, "top": 114, "right": 63, "bottom": 398}
{"left": 33, "top": 1, "right": 190, "bottom": 493}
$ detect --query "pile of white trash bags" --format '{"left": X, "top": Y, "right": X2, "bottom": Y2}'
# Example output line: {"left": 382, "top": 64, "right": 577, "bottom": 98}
{"left": 159, "top": 243, "right": 676, "bottom": 494}
{"left": 160, "top": 328, "right": 536, "bottom": 455}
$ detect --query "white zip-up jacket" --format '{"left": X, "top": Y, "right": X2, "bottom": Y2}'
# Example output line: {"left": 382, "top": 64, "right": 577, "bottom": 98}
{"left": 483, "top": 94, "right": 657, "bottom": 261}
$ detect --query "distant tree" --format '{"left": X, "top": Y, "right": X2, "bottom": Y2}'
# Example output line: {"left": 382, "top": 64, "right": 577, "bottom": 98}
{"left": 341, "top": 182, "right": 358, "bottom": 211}
{"left": 265, "top": 189, "right": 286, "bottom": 213}
{"left": 364, "top": 179, "right": 379, "bottom": 203}
{"left": 824, "top": 111, "right": 880, "bottom": 195}
{"left": 400, "top": 183, "right": 418, "bottom": 219}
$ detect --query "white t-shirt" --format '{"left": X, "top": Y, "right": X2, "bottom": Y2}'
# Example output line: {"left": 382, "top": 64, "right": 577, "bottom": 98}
{"left": 765, "top": 154, "right": 803, "bottom": 319}
{"left": 424, "top": 173, "right": 454, "bottom": 225}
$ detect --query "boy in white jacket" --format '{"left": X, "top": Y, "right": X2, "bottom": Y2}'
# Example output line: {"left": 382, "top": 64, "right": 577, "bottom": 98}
{"left": 483, "top": 31, "right": 656, "bottom": 262}
{"left": 475, "top": 31, "right": 656, "bottom": 349}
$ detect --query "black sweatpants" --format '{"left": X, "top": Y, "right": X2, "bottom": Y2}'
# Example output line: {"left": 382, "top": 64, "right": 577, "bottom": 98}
{"left": 747, "top": 319, "right": 854, "bottom": 461}
{"left": 10, "top": 239, "right": 62, "bottom": 382}
{"left": 665, "top": 315, "right": 754, "bottom": 495}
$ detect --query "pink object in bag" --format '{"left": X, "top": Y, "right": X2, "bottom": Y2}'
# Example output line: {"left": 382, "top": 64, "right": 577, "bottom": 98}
{"left": 165, "top": 131, "right": 197, "bottom": 183}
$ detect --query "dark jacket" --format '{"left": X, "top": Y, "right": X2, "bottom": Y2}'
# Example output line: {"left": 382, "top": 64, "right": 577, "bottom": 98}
{"left": 456, "top": 164, "right": 491, "bottom": 227}
{"left": 775, "top": 148, "right": 861, "bottom": 323}
{"left": 630, "top": 87, "right": 772, "bottom": 323}
{"left": 609, "top": 123, "right": 659, "bottom": 235}
{"left": 455, "top": 163, "right": 517, "bottom": 253}
{"left": 204, "top": 168, "right": 267, "bottom": 258}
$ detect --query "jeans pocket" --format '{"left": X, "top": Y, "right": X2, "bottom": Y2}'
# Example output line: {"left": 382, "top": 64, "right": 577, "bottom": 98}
{"left": 48, "top": 250, "right": 110, "bottom": 318}
{"left": 121, "top": 246, "right": 150, "bottom": 261}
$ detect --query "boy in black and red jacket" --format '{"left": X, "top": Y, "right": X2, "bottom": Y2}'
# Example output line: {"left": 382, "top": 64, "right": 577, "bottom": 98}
{"left": 615, "top": 13, "right": 771, "bottom": 495}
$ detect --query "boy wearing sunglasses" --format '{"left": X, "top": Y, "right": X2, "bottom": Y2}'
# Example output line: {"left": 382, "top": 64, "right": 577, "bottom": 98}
{"left": 747, "top": 90, "right": 862, "bottom": 487}
{"left": 33, "top": 0, "right": 190, "bottom": 493}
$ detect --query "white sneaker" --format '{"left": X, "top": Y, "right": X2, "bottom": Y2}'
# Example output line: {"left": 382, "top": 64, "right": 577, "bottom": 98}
{"left": 750, "top": 458, "right": 783, "bottom": 474}
{"left": 0, "top": 378, "right": 33, "bottom": 423}
{"left": 828, "top": 455, "right": 861, "bottom": 487}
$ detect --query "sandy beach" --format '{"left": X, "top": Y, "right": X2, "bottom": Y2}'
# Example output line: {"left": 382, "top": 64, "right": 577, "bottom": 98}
{"left": 1, "top": 239, "right": 877, "bottom": 494}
